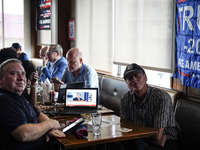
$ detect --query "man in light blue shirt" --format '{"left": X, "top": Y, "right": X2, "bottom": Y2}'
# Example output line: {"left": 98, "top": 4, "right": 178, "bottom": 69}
{"left": 61, "top": 62, "right": 98, "bottom": 88}
{"left": 53, "top": 47, "right": 98, "bottom": 89}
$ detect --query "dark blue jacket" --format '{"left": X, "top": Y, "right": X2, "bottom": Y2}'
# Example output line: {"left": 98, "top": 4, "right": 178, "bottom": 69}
{"left": 18, "top": 52, "right": 29, "bottom": 61}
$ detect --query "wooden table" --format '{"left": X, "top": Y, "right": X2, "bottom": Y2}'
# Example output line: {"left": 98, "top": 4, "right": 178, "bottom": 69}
{"left": 44, "top": 104, "right": 114, "bottom": 118}
{"left": 53, "top": 115, "right": 158, "bottom": 150}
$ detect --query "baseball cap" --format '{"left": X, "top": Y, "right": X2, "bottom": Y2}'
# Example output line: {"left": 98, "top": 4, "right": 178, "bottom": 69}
{"left": 123, "top": 63, "right": 145, "bottom": 79}
{"left": 11, "top": 43, "right": 21, "bottom": 50}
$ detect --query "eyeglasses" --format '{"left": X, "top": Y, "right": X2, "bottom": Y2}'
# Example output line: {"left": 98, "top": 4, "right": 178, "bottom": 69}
{"left": 125, "top": 72, "right": 142, "bottom": 82}
{"left": 46, "top": 51, "right": 57, "bottom": 55}
{"left": 67, "top": 60, "right": 76, "bottom": 65}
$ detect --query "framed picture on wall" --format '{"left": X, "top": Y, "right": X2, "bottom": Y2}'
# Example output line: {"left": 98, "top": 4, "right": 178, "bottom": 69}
{"left": 68, "top": 19, "right": 75, "bottom": 41}
{"left": 37, "top": 0, "right": 51, "bottom": 30}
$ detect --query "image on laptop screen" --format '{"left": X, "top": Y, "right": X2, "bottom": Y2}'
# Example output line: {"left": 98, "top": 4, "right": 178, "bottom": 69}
{"left": 65, "top": 88, "right": 98, "bottom": 107}
{"left": 57, "top": 82, "right": 84, "bottom": 103}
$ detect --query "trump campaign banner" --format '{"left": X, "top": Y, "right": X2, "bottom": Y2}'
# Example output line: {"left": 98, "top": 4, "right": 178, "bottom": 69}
{"left": 174, "top": 0, "right": 200, "bottom": 88}
{"left": 37, "top": 0, "right": 51, "bottom": 30}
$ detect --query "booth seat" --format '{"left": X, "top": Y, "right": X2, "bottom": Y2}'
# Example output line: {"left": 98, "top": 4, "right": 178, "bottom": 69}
{"left": 30, "top": 58, "right": 42, "bottom": 68}
{"left": 174, "top": 99, "right": 200, "bottom": 150}
{"left": 98, "top": 74, "right": 182, "bottom": 116}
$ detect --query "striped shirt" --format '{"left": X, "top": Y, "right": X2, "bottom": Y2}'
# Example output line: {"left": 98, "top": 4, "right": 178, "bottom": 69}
{"left": 120, "top": 86, "right": 180, "bottom": 140}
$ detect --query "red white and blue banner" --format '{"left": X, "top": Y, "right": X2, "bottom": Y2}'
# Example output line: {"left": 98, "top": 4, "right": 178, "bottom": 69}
{"left": 174, "top": 0, "right": 200, "bottom": 88}
{"left": 37, "top": 0, "right": 51, "bottom": 30}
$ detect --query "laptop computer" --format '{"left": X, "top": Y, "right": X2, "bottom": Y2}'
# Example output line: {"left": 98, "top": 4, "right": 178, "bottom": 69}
{"left": 57, "top": 82, "right": 84, "bottom": 103}
{"left": 60, "top": 87, "right": 98, "bottom": 115}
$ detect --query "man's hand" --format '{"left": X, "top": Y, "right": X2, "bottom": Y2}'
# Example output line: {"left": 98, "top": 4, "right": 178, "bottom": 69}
{"left": 152, "top": 135, "right": 167, "bottom": 147}
{"left": 46, "top": 130, "right": 66, "bottom": 142}
{"left": 34, "top": 105, "right": 44, "bottom": 112}
{"left": 30, "top": 71, "right": 39, "bottom": 85}
{"left": 42, "top": 55, "right": 48, "bottom": 67}
{"left": 48, "top": 119, "right": 61, "bottom": 130}
{"left": 51, "top": 77, "right": 64, "bottom": 91}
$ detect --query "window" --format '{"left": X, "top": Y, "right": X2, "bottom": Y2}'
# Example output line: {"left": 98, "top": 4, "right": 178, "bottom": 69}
{"left": 76, "top": 0, "right": 113, "bottom": 73}
{"left": 0, "top": 0, "right": 24, "bottom": 49}
{"left": 76, "top": 0, "right": 175, "bottom": 88}
{"left": 113, "top": 0, "right": 175, "bottom": 73}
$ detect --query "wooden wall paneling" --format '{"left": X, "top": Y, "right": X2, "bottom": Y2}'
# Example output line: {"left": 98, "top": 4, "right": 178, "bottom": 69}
{"left": 187, "top": 86, "right": 200, "bottom": 99}
{"left": 31, "top": 0, "right": 41, "bottom": 58}
{"left": 58, "top": 0, "right": 72, "bottom": 56}
{"left": 172, "top": 77, "right": 183, "bottom": 91}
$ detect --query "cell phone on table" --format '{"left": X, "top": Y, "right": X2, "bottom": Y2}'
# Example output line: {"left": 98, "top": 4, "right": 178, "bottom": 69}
{"left": 51, "top": 77, "right": 60, "bottom": 84}
{"left": 62, "top": 118, "right": 84, "bottom": 134}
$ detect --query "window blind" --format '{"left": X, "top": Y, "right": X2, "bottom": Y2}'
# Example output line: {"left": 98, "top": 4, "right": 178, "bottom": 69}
{"left": 113, "top": 0, "right": 175, "bottom": 73}
{"left": 75, "top": 0, "right": 113, "bottom": 73}
{"left": 76, "top": 0, "right": 175, "bottom": 73}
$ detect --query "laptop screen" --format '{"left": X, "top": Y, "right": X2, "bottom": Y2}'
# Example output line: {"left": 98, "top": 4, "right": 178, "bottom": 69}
{"left": 57, "top": 82, "right": 84, "bottom": 103}
{"left": 65, "top": 88, "right": 98, "bottom": 107}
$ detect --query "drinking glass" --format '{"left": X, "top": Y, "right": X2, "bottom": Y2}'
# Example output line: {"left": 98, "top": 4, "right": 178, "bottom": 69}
{"left": 36, "top": 82, "right": 43, "bottom": 105}
{"left": 44, "top": 83, "right": 54, "bottom": 105}
{"left": 92, "top": 113, "right": 102, "bottom": 135}
{"left": 53, "top": 92, "right": 58, "bottom": 113}
{"left": 49, "top": 83, "right": 55, "bottom": 104}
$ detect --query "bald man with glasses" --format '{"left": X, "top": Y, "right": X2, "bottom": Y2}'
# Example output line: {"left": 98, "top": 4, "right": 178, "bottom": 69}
{"left": 39, "top": 44, "right": 67, "bottom": 83}
{"left": 52, "top": 47, "right": 99, "bottom": 90}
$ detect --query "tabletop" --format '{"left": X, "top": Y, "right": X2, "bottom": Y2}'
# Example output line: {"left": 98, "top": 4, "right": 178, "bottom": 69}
{"left": 53, "top": 115, "right": 158, "bottom": 150}
{"left": 44, "top": 104, "right": 114, "bottom": 118}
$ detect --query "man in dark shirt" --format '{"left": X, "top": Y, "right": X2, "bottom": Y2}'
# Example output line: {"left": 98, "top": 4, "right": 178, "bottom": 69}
{"left": 119, "top": 63, "right": 180, "bottom": 150}
{"left": 0, "top": 59, "right": 65, "bottom": 150}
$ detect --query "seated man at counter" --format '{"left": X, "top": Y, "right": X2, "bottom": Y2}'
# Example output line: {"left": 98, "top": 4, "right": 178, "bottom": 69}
{"left": 11, "top": 42, "right": 29, "bottom": 61}
{"left": 53, "top": 47, "right": 98, "bottom": 90}
{"left": 39, "top": 44, "right": 67, "bottom": 82}
{"left": 36, "top": 46, "right": 48, "bottom": 76}
{"left": 0, "top": 59, "right": 65, "bottom": 150}
{"left": 119, "top": 63, "right": 180, "bottom": 150}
